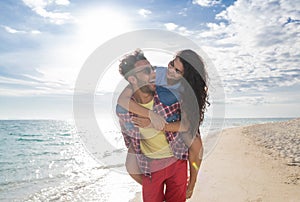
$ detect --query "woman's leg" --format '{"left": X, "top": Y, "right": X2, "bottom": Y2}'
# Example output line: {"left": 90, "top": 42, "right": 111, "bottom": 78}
{"left": 126, "top": 145, "right": 143, "bottom": 185}
{"left": 186, "top": 135, "right": 203, "bottom": 199}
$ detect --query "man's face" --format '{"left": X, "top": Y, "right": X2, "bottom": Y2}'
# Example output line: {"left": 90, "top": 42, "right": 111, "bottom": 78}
{"left": 133, "top": 60, "right": 156, "bottom": 93}
{"left": 167, "top": 57, "right": 184, "bottom": 82}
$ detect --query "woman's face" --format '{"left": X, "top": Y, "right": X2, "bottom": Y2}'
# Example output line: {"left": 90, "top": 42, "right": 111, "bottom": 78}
{"left": 167, "top": 57, "right": 184, "bottom": 81}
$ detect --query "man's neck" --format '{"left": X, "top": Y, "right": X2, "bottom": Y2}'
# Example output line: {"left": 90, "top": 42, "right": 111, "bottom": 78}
{"left": 133, "top": 89, "right": 154, "bottom": 104}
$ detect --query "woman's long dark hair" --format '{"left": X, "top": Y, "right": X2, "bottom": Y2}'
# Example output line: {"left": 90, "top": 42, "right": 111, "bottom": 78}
{"left": 177, "top": 49, "right": 210, "bottom": 136}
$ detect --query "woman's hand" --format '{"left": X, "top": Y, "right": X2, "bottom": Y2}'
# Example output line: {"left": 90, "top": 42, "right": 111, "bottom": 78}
{"left": 148, "top": 110, "right": 166, "bottom": 130}
{"left": 132, "top": 117, "right": 152, "bottom": 128}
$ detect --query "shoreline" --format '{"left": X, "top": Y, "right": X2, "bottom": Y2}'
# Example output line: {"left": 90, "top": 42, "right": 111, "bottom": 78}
{"left": 131, "top": 118, "right": 300, "bottom": 201}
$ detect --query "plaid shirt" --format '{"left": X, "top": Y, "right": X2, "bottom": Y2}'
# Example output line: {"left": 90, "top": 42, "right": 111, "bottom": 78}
{"left": 116, "top": 86, "right": 189, "bottom": 177}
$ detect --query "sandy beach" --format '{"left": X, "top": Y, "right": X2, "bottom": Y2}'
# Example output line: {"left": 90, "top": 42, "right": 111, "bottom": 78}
{"left": 190, "top": 118, "right": 300, "bottom": 202}
{"left": 131, "top": 118, "right": 300, "bottom": 201}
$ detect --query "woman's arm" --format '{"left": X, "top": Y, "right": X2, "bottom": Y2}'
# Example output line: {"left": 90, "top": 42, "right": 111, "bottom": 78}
{"left": 131, "top": 112, "right": 190, "bottom": 132}
{"left": 117, "top": 85, "right": 166, "bottom": 130}
{"left": 163, "top": 121, "right": 189, "bottom": 132}
{"left": 163, "top": 110, "right": 190, "bottom": 132}
{"left": 117, "top": 85, "right": 149, "bottom": 118}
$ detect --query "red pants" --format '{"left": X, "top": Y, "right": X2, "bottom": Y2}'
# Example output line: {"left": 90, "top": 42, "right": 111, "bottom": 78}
{"left": 142, "top": 158, "right": 187, "bottom": 202}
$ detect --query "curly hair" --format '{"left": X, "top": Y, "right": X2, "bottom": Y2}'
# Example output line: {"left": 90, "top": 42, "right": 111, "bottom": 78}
{"left": 119, "top": 49, "right": 147, "bottom": 80}
{"left": 177, "top": 49, "right": 210, "bottom": 129}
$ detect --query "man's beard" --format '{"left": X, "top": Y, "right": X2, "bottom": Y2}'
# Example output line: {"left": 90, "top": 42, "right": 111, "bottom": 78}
{"left": 137, "top": 79, "right": 154, "bottom": 94}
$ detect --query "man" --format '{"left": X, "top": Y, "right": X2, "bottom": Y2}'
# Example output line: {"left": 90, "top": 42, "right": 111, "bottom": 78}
{"left": 116, "top": 50, "right": 189, "bottom": 202}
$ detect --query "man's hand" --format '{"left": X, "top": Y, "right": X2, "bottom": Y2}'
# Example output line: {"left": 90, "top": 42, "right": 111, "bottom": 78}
{"left": 148, "top": 110, "right": 166, "bottom": 130}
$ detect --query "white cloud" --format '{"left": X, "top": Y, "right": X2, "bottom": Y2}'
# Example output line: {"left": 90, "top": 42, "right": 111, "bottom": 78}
{"left": 227, "top": 96, "right": 269, "bottom": 105}
{"left": 192, "top": 0, "right": 222, "bottom": 7}
{"left": 138, "top": 9, "right": 152, "bottom": 17}
{"left": 22, "top": 0, "right": 47, "bottom": 8}
{"left": 0, "top": 73, "right": 72, "bottom": 96}
{"left": 177, "top": 26, "right": 195, "bottom": 36}
{"left": 164, "top": 23, "right": 195, "bottom": 36}
{"left": 178, "top": 8, "right": 188, "bottom": 16}
{"left": 2, "top": 25, "right": 26, "bottom": 34}
{"left": 160, "top": 0, "right": 300, "bottom": 110}
{"left": 22, "top": 0, "right": 70, "bottom": 8}
{"left": 22, "top": 0, "right": 73, "bottom": 24}
{"left": 31, "top": 30, "right": 42, "bottom": 34}
{"left": 0, "top": 50, "right": 73, "bottom": 97}
{"left": 164, "top": 23, "right": 178, "bottom": 31}
{"left": 189, "top": 0, "right": 300, "bottom": 97}
{"left": 1, "top": 25, "right": 41, "bottom": 34}
{"left": 33, "top": 7, "right": 73, "bottom": 24}
{"left": 55, "top": 0, "right": 70, "bottom": 6}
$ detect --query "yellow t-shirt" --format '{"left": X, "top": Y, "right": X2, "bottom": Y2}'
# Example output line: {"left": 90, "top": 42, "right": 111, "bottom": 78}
{"left": 139, "top": 99, "right": 173, "bottom": 159}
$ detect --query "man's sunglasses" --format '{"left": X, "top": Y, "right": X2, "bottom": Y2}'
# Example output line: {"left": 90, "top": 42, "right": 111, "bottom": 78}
{"left": 134, "top": 66, "right": 156, "bottom": 75}
{"left": 169, "top": 60, "right": 183, "bottom": 75}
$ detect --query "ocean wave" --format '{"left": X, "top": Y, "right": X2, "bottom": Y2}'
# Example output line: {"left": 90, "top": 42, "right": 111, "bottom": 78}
{"left": 16, "top": 138, "right": 46, "bottom": 142}
{"left": 1, "top": 171, "right": 66, "bottom": 187}
{"left": 44, "top": 142, "right": 73, "bottom": 146}
{"left": 0, "top": 161, "right": 14, "bottom": 165}
{"left": 102, "top": 148, "right": 126, "bottom": 158}
{"left": 29, "top": 151, "right": 61, "bottom": 156}
{"left": 0, "top": 173, "right": 67, "bottom": 200}
{"left": 24, "top": 168, "right": 110, "bottom": 201}
{"left": 56, "top": 133, "right": 72, "bottom": 137}
{"left": 9, "top": 133, "right": 43, "bottom": 137}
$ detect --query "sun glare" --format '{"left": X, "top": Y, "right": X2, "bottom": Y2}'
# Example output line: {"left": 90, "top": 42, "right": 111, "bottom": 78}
{"left": 76, "top": 7, "right": 133, "bottom": 51}
{"left": 35, "top": 6, "right": 134, "bottom": 97}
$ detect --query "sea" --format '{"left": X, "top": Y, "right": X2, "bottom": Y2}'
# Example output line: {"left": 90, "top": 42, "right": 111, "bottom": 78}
{"left": 0, "top": 117, "right": 294, "bottom": 201}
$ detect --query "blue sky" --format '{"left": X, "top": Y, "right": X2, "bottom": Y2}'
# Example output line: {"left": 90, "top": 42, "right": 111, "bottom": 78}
{"left": 0, "top": 0, "right": 299, "bottom": 119}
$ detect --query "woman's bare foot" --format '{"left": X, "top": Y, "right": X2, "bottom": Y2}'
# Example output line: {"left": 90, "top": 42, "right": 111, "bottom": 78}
{"left": 186, "top": 188, "right": 194, "bottom": 199}
{"left": 186, "top": 180, "right": 195, "bottom": 199}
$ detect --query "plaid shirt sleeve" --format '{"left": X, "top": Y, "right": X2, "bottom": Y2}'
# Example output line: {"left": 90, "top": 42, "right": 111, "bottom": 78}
{"left": 115, "top": 104, "right": 151, "bottom": 176}
{"left": 116, "top": 104, "right": 132, "bottom": 148}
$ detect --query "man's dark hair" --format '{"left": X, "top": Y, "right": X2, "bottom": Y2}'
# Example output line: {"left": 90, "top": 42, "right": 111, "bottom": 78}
{"left": 119, "top": 49, "right": 147, "bottom": 80}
